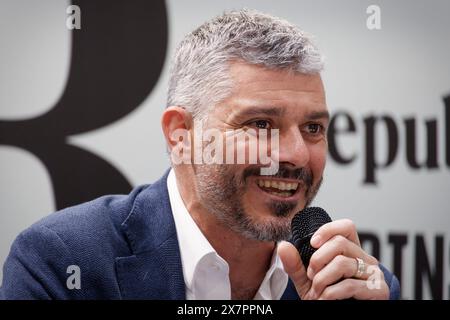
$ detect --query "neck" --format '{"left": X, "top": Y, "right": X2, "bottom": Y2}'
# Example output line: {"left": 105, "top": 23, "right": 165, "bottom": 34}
{"left": 174, "top": 167, "right": 276, "bottom": 299}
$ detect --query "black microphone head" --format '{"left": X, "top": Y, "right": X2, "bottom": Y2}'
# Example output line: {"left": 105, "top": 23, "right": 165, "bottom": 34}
{"left": 290, "top": 207, "right": 332, "bottom": 268}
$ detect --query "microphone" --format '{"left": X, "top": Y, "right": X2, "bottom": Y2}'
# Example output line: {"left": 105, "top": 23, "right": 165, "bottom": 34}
{"left": 290, "top": 207, "right": 358, "bottom": 301}
{"left": 290, "top": 207, "right": 332, "bottom": 268}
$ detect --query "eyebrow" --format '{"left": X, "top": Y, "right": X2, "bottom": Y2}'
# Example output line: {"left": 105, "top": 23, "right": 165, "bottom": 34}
{"left": 232, "top": 107, "right": 285, "bottom": 119}
{"left": 305, "top": 110, "right": 330, "bottom": 121}
{"left": 231, "top": 107, "right": 329, "bottom": 122}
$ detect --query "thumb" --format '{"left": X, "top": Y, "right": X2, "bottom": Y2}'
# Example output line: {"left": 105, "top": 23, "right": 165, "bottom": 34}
{"left": 278, "top": 241, "right": 312, "bottom": 299}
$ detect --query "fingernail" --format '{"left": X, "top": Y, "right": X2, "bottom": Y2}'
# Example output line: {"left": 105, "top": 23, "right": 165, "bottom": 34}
{"left": 311, "top": 234, "right": 321, "bottom": 247}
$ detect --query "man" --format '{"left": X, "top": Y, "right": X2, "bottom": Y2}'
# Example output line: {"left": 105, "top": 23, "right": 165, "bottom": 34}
{"left": 1, "top": 10, "right": 399, "bottom": 300}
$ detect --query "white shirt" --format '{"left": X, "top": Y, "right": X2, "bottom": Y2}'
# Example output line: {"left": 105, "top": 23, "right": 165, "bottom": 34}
{"left": 167, "top": 169, "right": 289, "bottom": 300}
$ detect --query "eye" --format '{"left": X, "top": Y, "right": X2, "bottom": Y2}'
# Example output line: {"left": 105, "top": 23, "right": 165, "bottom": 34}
{"left": 253, "top": 120, "right": 271, "bottom": 129}
{"left": 307, "top": 123, "right": 324, "bottom": 134}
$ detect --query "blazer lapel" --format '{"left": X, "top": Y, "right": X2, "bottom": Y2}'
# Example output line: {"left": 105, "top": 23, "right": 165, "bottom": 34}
{"left": 115, "top": 170, "right": 186, "bottom": 299}
{"left": 280, "top": 279, "right": 300, "bottom": 300}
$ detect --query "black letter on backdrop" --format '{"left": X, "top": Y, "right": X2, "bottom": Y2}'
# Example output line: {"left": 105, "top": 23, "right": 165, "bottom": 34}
{"left": 0, "top": 0, "right": 168, "bottom": 209}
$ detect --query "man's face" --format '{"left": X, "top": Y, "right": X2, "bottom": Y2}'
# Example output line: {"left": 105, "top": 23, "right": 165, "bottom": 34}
{"left": 193, "top": 61, "right": 329, "bottom": 242}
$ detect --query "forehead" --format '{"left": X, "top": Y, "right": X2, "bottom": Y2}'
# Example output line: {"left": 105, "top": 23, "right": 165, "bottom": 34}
{"left": 216, "top": 61, "right": 327, "bottom": 118}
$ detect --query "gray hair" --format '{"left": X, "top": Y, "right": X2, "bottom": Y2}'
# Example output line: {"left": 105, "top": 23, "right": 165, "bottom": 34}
{"left": 167, "top": 9, "right": 324, "bottom": 121}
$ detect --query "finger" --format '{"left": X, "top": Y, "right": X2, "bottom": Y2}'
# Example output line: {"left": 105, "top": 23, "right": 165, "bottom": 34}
{"left": 278, "top": 241, "right": 311, "bottom": 298}
{"left": 309, "top": 255, "right": 372, "bottom": 299}
{"left": 310, "top": 219, "right": 360, "bottom": 248}
{"left": 307, "top": 234, "right": 378, "bottom": 279}
{"left": 318, "top": 277, "right": 390, "bottom": 300}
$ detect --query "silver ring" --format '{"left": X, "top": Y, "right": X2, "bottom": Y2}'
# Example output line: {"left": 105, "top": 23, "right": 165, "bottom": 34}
{"left": 354, "top": 257, "right": 365, "bottom": 278}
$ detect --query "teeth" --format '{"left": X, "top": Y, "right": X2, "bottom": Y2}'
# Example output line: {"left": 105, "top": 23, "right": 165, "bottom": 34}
{"left": 257, "top": 179, "right": 299, "bottom": 191}
{"left": 268, "top": 191, "right": 292, "bottom": 197}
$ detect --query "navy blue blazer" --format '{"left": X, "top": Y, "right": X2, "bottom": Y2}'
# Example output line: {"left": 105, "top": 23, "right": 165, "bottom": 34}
{"left": 0, "top": 171, "right": 400, "bottom": 299}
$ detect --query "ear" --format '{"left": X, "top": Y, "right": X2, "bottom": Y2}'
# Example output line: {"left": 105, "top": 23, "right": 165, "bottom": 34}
{"left": 161, "top": 106, "right": 192, "bottom": 154}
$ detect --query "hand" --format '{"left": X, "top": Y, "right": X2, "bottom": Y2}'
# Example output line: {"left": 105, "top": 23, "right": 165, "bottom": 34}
{"left": 278, "top": 219, "right": 389, "bottom": 300}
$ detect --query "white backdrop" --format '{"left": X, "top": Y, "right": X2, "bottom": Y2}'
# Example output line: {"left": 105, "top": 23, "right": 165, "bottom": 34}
{"left": 1, "top": 0, "right": 449, "bottom": 299}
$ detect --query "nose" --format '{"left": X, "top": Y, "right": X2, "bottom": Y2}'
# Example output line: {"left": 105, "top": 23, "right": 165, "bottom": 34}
{"left": 277, "top": 127, "right": 310, "bottom": 168}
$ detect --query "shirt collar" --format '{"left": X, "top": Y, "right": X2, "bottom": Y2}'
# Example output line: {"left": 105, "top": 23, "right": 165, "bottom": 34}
{"left": 167, "top": 169, "right": 217, "bottom": 290}
{"left": 255, "top": 243, "right": 289, "bottom": 300}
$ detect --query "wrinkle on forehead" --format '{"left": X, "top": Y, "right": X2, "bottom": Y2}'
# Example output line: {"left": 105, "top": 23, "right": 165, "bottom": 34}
{"left": 205, "top": 61, "right": 327, "bottom": 124}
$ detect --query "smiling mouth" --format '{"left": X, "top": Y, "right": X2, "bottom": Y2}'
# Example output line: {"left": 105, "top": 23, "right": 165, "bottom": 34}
{"left": 256, "top": 178, "right": 300, "bottom": 198}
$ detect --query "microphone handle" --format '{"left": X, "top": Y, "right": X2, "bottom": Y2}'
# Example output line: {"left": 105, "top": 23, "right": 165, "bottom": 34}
{"left": 291, "top": 233, "right": 356, "bottom": 300}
